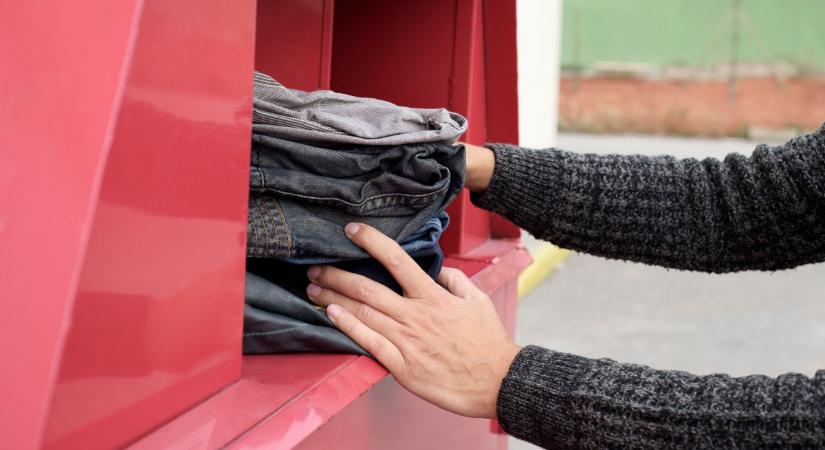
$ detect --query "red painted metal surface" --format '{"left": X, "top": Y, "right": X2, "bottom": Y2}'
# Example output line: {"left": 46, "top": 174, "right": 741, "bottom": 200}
{"left": 256, "top": 0, "right": 335, "bottom": 91}
{"left": 448, "top": 0, "right": 495, "bottom": 254}
{"left": 6, "top": 0, "right": 528, "bottom": 448}
{"left": 482, "top": 0, "right": 519, "bottom": 146}
{"left": 292, "top": 371, "right": 510, "bottom": 450}
{"left": 35, "top": 0, "right": 256, "bottom": 448}
{"left": 0, "top": 2, "right": 143, "bottom": 448}
{"left": 482, "top": 0, "right": 523, "bottom": 240}
{"left": 128, "top": 354, "right": 386, "bottom": 450}
{"left": 127, "top": 245, "right": 529, "bottom": 450}
{"left": 226, "top": 356, "right": 386, "bottom": 450}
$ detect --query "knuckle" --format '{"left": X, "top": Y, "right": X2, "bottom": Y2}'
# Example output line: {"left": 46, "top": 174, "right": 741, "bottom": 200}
{"left": 355, "top": 302, "right": 374, "bottom": 321}
{"left": 367, "top": 336, "right": 385, "bottom": 356}
{"left": 340, "top": 316, "right": 359, "bottom": 334}
{"left": 356, "top": 281, "right": 374, "bottom": 300}
{"left": 454, "top": 269, "right": 471, "bottom": 282}
{"left": 315, "top": 266, "right": 332, "bottom": 283}
{"left": 445, "top": 267, "right": 469, "bottom": 284}
{"left": 386, "top": 250, "right": 405, "bottom": 269}
{"left": 312, "top": 289, "right": 329, "bottom": 305}
{"left": 441, "top": 267, "right": 460, "bottom": 277}
{"left": 406, "top": 310, "right": 430, "bottom": 329}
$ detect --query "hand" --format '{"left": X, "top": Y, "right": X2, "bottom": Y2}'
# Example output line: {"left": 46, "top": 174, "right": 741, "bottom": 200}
{"left": 306, "top": 223, "right": 521, "bottom": 418}
{"left": 458, "top": 141, "right": 495, "bottom": 193}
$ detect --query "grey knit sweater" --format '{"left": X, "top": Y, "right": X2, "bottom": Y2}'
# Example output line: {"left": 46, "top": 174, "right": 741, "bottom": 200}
{"left": 471, "top": 124, "right": 825, "bottom": 449}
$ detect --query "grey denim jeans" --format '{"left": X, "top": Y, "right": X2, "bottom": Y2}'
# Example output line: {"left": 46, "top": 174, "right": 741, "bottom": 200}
{"left": 247, "top": 136, "right": 465, "bottom": 259}
{"left": 253, "top": 71, "right": 467, "bottom": 146}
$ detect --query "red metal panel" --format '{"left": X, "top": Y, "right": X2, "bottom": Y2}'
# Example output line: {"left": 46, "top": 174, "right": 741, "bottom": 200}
{"left": 0, "top": 2, "right": 143, "bottom": 448}
{"left": 5, "top": 1, "right": 528, "bottom": 448}
{"left": 126, "top": 246, "right": 529, "bottom": 450}
{"left": 330, "top": 0, "right": 456, "bottom": 108}
{"left": 226, "top": 357, "right": 386, "bottom": 450}
{"left": 256, "top": 0, "right": 335, "bottom": 91}
{"left": 482, "top": 0, "right": 522, "bottom": 239}
{"left": 445, "top": 0, "right": 494, "bottom": 255}
{"left": 39, "top": 0, "right": 256, "bottom": 448}
{"left": 482, "top": 0, "right": 519, "bottom": 145}
{"left": 293, "top": 374, "right": 509, "bottom": 450}
{"left": 128, "top": 355, "right": 387, "bottom": 450}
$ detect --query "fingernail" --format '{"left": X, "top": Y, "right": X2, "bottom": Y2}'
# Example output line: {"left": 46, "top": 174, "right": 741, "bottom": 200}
{"left": 306, "top": 283, "right": 321, "bottom": 297}
{"left": 344, "top": 223, "right": 360, "bottom": 237}
{"left": 327, "top": 304, "right": 342, "bottom": 319}
{"left": 307, "top": 266, "right": 321, "bottom": 280}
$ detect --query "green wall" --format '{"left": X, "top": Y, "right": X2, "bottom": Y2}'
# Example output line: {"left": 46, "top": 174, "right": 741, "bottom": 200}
{"left": 561, "top": 0, "right": 825, "bottom": 72}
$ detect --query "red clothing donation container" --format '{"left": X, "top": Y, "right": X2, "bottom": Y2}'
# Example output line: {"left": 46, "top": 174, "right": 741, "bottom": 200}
{"left": 1, "top": 0, "right": 530, "bottom": 449}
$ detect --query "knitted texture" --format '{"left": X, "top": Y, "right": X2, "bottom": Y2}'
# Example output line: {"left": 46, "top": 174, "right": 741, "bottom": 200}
{"left": 497, "top": 346, "right": 825, "bottom": 449}
{"left": 472, "top": 125, "right": 825, "bottom": 448}
{"left": 472, "top": 124, "right": 825, "bottom": 272}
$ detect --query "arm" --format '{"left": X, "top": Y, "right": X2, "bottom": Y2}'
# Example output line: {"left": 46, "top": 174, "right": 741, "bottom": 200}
{"left": 465, "top": 124, "right": 825, "bottom": 272}
{"left": 499, "top": 346, "right": 825, "bottom": 449}
{"left": 307, "top": 224, "right": 825, "bottom": 449}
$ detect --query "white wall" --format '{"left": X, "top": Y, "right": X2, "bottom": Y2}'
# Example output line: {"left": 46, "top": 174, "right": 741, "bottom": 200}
{"left": 516, "top": 0, "right": 562, "bottom": 148}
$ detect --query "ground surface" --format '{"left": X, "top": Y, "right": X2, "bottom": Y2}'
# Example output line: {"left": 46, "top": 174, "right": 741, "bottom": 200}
{"left": 510, "top": 133, "right": 825, "bottom": 450}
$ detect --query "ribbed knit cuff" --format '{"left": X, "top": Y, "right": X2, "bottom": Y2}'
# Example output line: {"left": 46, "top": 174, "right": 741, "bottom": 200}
{"left": 470, "top": 143, "right": 560, "bottom": 223}
{"left": 496, "top": 345, "right": 592, "bottom": 448}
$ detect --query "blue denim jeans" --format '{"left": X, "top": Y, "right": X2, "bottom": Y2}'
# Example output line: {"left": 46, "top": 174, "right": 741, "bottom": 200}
{"left": 280, "top": 211, "right": 448, "bottom": 264}
{"left": 247, "top": 137, "right": 464, "bottom": 259}
{"left": 243, "top": 244, "right": 444, "bottom": 355}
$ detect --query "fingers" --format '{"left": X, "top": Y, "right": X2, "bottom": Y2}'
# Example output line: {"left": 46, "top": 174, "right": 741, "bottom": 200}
{"left": 436, "top": 267, "right": 476, "bottom": 299}
{"left": 343, "top": 223, "right": 439, "bottom": 297}
{"left": 326, "top": 304, "right": 404, "bottom": 371}
{"left": 307, "top": 283, "right": 400, "bottom": 338}
{"left": 308, "top": 265, "right": 406, "bottom": 317}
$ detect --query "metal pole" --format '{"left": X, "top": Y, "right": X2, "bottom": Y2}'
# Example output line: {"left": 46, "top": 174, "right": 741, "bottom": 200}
{"left": 729, "top": 0, "right": 742, "bottom": 106}
{"left": 573, "top": 0, "right": 582, "bottom": 92}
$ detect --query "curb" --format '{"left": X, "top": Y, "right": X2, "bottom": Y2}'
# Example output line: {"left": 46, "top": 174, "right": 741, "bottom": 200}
{"left": 518, "top": 243, "right": 571, "bottom": 299}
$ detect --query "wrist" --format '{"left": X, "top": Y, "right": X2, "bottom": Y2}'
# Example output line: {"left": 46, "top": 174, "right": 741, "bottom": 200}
{"left": 462, "top": 143, "right": 495, "bottom": 193}
{"left": 479, "top": 341, "right": 521, "bottom": 419}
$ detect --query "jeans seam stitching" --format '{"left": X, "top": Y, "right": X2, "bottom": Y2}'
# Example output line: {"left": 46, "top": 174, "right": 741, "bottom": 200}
{"left": 259, "top": 197, "right": 281, "bottom": 257}
{"left": 255, "top": 184, "right": 449, "bottom": 208}
{"left": 271, "top": 197, "right": 293, "bottom": 255}
{"left": 257, "top": 197, "right": 271, "bottom": 257}
{"left": 248, "top": 202, "right": 260, "bottom": 257}
{"left": 259, "top": 168, "right": 280, "bottom": 256}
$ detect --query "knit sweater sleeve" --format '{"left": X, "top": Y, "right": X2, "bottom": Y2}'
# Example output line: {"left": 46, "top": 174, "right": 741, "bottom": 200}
{"left": 471, "top": 125, "right": 825, "bottom": 272}
{"left": 497, "top": 346, "right": 825, "bottom": 449}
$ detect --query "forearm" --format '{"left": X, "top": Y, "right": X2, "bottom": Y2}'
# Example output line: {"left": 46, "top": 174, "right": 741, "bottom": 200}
{"left": 498, "top": 346, "right": 825, "bottom": 449}
{"left": 469, "top": 126, "right": 825, "bottom": 272}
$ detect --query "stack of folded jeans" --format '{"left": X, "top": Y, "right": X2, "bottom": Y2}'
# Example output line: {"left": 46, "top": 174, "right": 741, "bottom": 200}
{"left": 244, "top": 72, "right": 467, "bottom": 356}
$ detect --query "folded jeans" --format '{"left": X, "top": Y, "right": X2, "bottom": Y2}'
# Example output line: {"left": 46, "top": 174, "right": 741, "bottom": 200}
{"left": 279, "top": 211, "right": 449, "bottom": 265}
{"left": 247, "top": 137, "right": 464, "bottom": 259}
{"left": 243, "top": 244, "right": 445, "bottom": 356}
{"left": 252, "top": 71, "right": 467, "bottom": 146}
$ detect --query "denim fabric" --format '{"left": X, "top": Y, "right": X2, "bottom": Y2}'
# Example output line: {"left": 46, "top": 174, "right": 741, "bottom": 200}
{"left": 253, "top": 72, "right": 467, "bottom": 146}
{"left": 243, "top": 244, "right": 444, "bottom": 355}
{"left": 280, "top": 211, "right": 449, "bottom": 264}
{"left": 247, "top": 137, "right": 464, "bottom": 259}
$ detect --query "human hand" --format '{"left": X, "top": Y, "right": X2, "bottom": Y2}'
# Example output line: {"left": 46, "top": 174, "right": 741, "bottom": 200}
{"left": 306, "top": 223, "right": 520, "bottom": 418}
{"left": 458, "top": 141, "right": 495, "bottom": 193}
